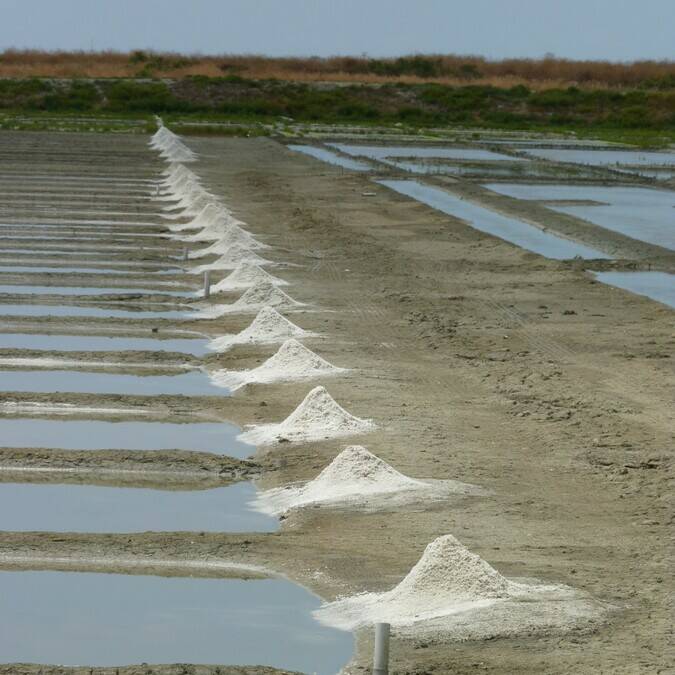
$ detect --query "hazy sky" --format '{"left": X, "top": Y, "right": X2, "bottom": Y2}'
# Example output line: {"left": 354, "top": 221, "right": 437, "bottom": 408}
{"left": 1, "top": 0, "right": 673, "bottom": 61}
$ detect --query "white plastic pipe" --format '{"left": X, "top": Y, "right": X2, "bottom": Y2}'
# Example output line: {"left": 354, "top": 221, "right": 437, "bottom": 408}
{"left": 373, "top": 622, "right": 390, "bottom": 675}
{"left": 203, "top": 270, "right": 211, "bottom": 299}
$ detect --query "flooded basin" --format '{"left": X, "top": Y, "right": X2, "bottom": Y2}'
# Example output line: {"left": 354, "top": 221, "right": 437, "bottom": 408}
{"left": 594, "top": 271, "right": 675, "bottom": 309}
{"left": 0, "top": 265, "right": 182, "bottom": 275}
{"left": 0, "top": 304, "right": 195, "bottom": 319}
{"left": 484, "top": 184, "right": 675, "bottom": 251}
{"left": 0, "top": 419, "right": 252, "bottom": 456}
{"left": 379, "top": 180, "right": 609, "bottom": 260}
{"left": 0, "top": 369, "right": 228, "bottom": 396}
{"left": 288, "top": 144, "right": 372, "bottom": 171}
{"left": 330, "top": 143, "right": 524, "bottom": 162}
{"left": 519, "top": 147, "right": 675, "bottom": 167}
{"left": 0, "top": 285, "right": 193, "bottom": 296}
{"left": 0, "top": 571, "right": 352, "bottom": 674}
{"left": 0, "top": 333, "right": 209, "bottom": 356}
{"left": 0, "top": 481, "right": 276, "bottom": 533}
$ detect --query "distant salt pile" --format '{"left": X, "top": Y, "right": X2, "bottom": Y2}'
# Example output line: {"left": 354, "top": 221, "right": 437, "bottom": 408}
{"left": 149, "top": 125, "right": 172, "bottom": 148}
{"left": 166, "top": 186, "right": 221, "bottom": 216}
{"left": 169, "top": 203, "right": 233, "bottom": 233}
{"left": 180, "top": 219, "right": 253, "bottom": 244}
{"left": 189, "top": 229, "right": 266, "bottom": 258}
{"left": 253, "top": 446, "right": 480, "bottom": 515}
{"left": 195, "top": 280, "right": 304, "bottom": 318}
{"left": 208, "top": 306, "right": 316, "bottom": 353}
{"left": 156, "top": 135, "right": 197, "bottom": 163}
{"left": 190, "top": 245, "right": 274, "bottom": 273}
{"left": 210, "top": 338, "right": 345, "bottom": 391}
{"left": 160, "top": 176, "right": 204, "bottom": 201}
{"left": 210, "top": 262, "right": 288, "bottom": 293}
{"left": 238, "top": 385, "right": 376, "bottom": 446}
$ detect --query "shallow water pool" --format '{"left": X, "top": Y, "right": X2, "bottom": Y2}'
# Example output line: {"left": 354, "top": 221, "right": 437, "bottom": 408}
{"left": 288, "top": 144, "right": 372, "bottom": 171}
{"left": 379, "top": 180, "right": 609, "bottom": 260}
{"left": 484, "top": 184, "right": 675, "bottom": 251}
{"left": 0, "top": 369, "right": 228, "bottom": 396}
{"left": 519, "top": 147, "right": 675, "bottom": 167}
{"left": 330, "top": 143, "right": 524, "bottom": 162}
{"left": 594, "top": 271, "right": 675, "bottom": 309}
{"left": 0, "top": 481, "right": 276, "bottom": 533}
{"left": 0, "top": 284, "right": 193, "bottom": 297}
{"left": 0, "top": 333, "right": 209, "bottom": 356}
{"left": 0, "top": 304, "right": 195, "bottom": 319}
{"left": 0, "top": 571, "right": 352, "bottom": 673}
{"left": 0, "top": 419, "right": 252, "bottom": 456}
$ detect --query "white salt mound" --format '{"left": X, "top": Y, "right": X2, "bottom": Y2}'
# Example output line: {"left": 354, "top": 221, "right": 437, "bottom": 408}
{"left": 208, "top": 306, "right": 316, "bottom": 353}
{"left": 210, "top": 262, "right": 287, "bottom": 294}
{"left": 169, "top": 203, "right": 233, "bottom": 233}
{"left": 190, "top": 245, "right": 274, "bottom": 273}
{"left": 181, "top": 220, "right": 253, "bottom": 245}
{"left": 238, "top": 385, "right": 375, "bottom": 446}
{"left": 253, "top": 445, "right": 441, "bottom": 515}
{"left": 195, "top": 280, "right": 303, "bottom": 318}
{"left": 189, "top": 229, "right": 265, "bottom": 258}
{"left": 315, "top": 535, "right": 529, "bottom": 630}
{"left": 210, "top": 338, "right": 345, "bottom": 391}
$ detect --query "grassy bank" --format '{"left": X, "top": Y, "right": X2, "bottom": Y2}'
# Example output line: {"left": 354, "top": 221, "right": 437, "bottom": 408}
{"left": 0, "top": 76, "right": 673, "bottom": 145}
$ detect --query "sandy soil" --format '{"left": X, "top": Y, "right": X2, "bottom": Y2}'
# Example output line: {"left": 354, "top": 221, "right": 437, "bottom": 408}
{"left": 0, "top": 131, "right": 672, "bottom": 674}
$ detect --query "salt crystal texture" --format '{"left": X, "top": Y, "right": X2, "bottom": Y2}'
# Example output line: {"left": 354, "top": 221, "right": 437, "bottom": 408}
{"left": 208, "top": 306, "right": 316, "bottom": 353}
{"left": 253, "top": 446, "right": 481, "bottom": 515}
{"left": 209, "top": 263, "right": 288, "bottom": 294}
{"left": 314, "top": 534, "right": 569, "bottom": 631}
{"left": 210, "top": 338, "right": 345, "bottom": 391}
{"left": 195, "top": 280, "right": 303, "bottom": 318}
{"left": 238, "top": 385, "right": 375, "bottom": 446}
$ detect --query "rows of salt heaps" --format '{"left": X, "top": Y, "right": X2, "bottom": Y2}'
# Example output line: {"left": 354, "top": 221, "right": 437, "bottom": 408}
{"left": 148, "top": 120, "right": 601, "bottom": 643}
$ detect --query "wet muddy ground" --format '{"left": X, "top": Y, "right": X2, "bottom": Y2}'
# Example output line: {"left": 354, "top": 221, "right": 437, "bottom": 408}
{"left": 0, "top": 130, "right": 672, "bottom": 674}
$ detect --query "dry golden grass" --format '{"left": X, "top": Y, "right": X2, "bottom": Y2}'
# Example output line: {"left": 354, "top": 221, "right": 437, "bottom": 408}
{"left": 1, "top": 50, "right": 673, "bottom": 89}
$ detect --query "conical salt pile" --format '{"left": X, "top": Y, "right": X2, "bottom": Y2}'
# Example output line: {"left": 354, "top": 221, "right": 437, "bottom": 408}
{"left": 208, "top": 306, "right": 315, "bottom": 353}
{"left": 210, "top": 262, "right": 287, "bottom": 294}
{"left": 314, "top": 535, "right": 518, "bottom": 631}
{"left": 254, "top": 445, "right": 430, "bottom": 514}
{"left": 191, "top": 245, "right": 273, "bottom": 273}
{"left": 189, "top": 228, "right": 265, "bottom": 258}
{"left": 210, "top": 338, "right": 345, "bottom": 391}
{"left": 196, "top": 280, "right": 303, "bottom": 318}
{"left": 238, "top": 385, "right": 375, "bottom": 446}
{"left": 181, "top": 219, "right": 253, "bottom": 244}
{"left": 169, "top": 203, "right": 232, "bottom": 233}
